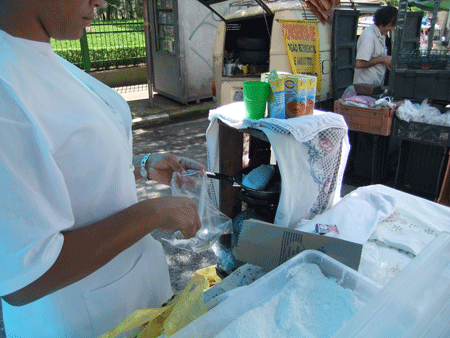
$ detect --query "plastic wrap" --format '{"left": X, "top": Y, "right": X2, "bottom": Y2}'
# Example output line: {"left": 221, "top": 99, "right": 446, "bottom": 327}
{"left": 163, "top": 170, "right": 232, "bottom": 253}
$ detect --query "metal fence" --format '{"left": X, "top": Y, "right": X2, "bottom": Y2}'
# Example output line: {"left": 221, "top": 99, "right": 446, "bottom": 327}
{"left": 51, "top": 19, "right": 146, "bottom": 72}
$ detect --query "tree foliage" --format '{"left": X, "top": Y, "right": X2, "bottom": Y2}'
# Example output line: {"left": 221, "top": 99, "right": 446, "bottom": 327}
{"left": 97, "top": 0, "right": 144, "bottom": 20}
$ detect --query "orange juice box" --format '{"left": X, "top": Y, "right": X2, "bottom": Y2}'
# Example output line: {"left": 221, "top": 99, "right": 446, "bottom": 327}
{"left": 297, "top": 74, "right": 317, "bottom": 115}
{"left": 261, "top": 70, "right": 290, "bottom": 119}
{"left": 284, "top": 75, "right": 308, "bottom": 118}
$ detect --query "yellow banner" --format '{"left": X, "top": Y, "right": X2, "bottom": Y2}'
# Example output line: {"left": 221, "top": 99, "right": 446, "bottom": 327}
{"left": 279, "top": 20, "right": 321, "bottom": 95}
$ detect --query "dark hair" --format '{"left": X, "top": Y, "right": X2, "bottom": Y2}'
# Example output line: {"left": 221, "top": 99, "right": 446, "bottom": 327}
{"left": 374, "top": 5, "right": 398, "bottom": 27}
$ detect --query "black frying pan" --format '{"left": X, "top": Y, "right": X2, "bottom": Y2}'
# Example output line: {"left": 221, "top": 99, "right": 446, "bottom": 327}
{"left": 206, "top": 165, "right": 281, "bottom": 201}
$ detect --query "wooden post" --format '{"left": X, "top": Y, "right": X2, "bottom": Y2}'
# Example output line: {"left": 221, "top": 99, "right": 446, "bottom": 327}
{"left": 218, "top": 123, "right": 244, "bottom": 219}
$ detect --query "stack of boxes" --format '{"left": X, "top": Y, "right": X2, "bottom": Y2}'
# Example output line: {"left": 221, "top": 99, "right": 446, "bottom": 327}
{"left": 261, "top": 70, "right": 317, "bottom": 119}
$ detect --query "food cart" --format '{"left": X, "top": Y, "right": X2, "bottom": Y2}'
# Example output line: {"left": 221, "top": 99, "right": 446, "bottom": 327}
{"left": 196, "top": 0, "right": 386, "bottom": 109}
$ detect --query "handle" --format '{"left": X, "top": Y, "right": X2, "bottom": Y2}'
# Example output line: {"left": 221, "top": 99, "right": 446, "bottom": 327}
{"left": 205, "top": 171, "right": 241, "bottom": 187}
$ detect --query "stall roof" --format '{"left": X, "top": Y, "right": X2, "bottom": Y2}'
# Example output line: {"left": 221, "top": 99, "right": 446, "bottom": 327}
{"left": 409, "top": 0, "right": 450, "bottom": 11}
{"left": 196, "top": 0, "right": 384, "bottom": 22}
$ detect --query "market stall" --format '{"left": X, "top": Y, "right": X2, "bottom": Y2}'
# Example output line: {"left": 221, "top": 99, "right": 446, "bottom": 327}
{"left": 332, "top": 0, "right": 450, "bottom": 205}
{"left": 166, "top": 97, "right": 450, "bottom": 336}
{"left": 170, "top": 104, "right": 450, "bottom": 337}
{"left": 98, "top": 100, "right": 450, "bottom": 338}
{"left": 98, "top": 2, "right": 450, "bottom": 336}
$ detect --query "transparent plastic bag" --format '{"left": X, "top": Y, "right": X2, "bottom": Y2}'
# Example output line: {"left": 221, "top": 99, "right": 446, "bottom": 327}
{"left": 341, "top": 85, "right": 357, "bottom": 100}
{"left": 163, "top": 170, "right": 232, "bottom": 253}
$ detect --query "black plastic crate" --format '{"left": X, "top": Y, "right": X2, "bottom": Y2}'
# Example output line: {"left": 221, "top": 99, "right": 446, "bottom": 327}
{"left": 344, "top": 131, "right": 390, "bottom": 186}
{"left": 394, "top": 140, "right": 448, "bottom": 201}
{"left": 392, "top": 118, "right": 450, "bottom": 147}
{"left": 393, "top": 69, "right": 450, "bottom": 102}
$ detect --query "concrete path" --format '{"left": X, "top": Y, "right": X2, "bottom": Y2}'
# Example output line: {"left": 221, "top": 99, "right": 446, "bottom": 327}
{"left": 114, "top": 84, "right": 217, "bottom": 129}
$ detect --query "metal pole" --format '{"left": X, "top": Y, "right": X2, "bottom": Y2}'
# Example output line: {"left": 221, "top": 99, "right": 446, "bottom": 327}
{"left": 143, "top": 0, "right": 154, "bottom": 107}
{"left": 80, "top": 28, "right": 91, "bottom": 73}
{"left": 427, "top": 0, "right": 441, "bottom": 52}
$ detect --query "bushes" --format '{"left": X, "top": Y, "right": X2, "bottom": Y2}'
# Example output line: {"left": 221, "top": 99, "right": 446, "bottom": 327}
{"left": 54, "top": 46, "right": 146, "bottom": 70}
{"left": 51, "top": 19, "right": 146, "bottom": 71}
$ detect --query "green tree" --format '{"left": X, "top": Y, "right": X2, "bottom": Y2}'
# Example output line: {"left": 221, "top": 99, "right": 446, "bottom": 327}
{"left": 96, "top": 0, "right": 144, "bottom": 20}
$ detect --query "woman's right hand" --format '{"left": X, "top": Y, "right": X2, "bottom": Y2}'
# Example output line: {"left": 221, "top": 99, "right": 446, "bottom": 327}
{"left": 142, "top": 196, "right": 201, "bottom": 239}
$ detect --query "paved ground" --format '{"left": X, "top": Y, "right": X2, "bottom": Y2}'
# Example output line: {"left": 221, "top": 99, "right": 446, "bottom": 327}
{"left": 133, "top": 116, "right": 218, "bottom": 293}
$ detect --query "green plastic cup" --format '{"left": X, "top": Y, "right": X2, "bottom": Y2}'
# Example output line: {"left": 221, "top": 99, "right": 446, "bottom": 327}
{"left": 243, "top": 81, "right": 269, "bottom": 119}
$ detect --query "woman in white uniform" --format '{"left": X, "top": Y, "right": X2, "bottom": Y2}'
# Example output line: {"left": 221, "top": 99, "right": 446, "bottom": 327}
{"left": 0, "top": 0, "right": 203, "bottom": 337}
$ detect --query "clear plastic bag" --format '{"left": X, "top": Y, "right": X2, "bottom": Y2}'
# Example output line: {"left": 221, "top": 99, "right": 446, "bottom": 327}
{"left": 341, "top": 85, "right": 357, "bottom": 100}
{"left": 396, "top": 99, "right": 443, "bottom": 124}
{"left": 163, "top": 170, "right": 232, "bottom": 253}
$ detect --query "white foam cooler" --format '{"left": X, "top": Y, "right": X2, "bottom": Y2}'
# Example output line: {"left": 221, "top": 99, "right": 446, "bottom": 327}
{"left": 169, "top": 250, "right": 383, "bottom": 338}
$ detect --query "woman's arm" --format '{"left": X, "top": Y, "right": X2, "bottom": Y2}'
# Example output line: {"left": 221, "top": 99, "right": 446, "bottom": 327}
{"left": 355, "top": 55, "right": 392, "bottom": 70}
{"left": 133, "top": 153, "right": 205, "bottom": 183}
{"left": 2, "top": 196, "right": 200, "bottom": 306}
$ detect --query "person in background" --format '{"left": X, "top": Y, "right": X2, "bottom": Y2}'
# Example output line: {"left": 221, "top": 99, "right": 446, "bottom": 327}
{"left": 353, "top": 5, "right": 398, "bottom": 87}
{"left": 0, "top": 0, "right": 203, "bottom": 337}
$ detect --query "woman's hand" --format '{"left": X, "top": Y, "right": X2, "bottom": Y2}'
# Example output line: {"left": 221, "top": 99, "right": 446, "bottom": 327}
{"left": 146, "top": 153, "right": 204, "bottom": 186}
{"left": 143, "top": 196, "right": 201, "bottom": 239}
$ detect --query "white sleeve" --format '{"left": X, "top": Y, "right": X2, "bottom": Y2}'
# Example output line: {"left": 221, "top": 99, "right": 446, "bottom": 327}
{"left": 0, "top": 83, "right": 73, "bottom": 296}
{"left": 356, "top": 28, "right": 375, "bottom": 62}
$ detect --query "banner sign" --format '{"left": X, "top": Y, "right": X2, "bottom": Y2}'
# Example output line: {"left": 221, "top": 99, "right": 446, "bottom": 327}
{"left": 279, "top": 20, "right": 321, "bottom": 95}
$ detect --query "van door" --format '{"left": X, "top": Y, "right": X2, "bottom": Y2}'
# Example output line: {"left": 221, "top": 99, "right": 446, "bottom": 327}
{"left": 332, "top": 9, "right": 360, "bottom": 101}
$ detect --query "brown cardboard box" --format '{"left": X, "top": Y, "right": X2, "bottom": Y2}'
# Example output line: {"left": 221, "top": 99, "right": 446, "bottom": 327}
{"left": 233, "top": 219, "right": 363, "bottom": 271}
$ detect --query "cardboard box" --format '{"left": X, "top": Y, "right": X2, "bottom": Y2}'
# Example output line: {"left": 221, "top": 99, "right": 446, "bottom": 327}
{"left": 298, "top": 73, "right": 317, "bottom": 114}
{"left": 284, "top": 74, "right": 317, "bottom": 118}
{"left": 232, "top": 219, "right": 362, "bottom": 271}
{"left": 261, "top": 70, "right": 290, "bottom": 119}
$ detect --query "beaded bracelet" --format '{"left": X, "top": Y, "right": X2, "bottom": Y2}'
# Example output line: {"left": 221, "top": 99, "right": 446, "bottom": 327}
{"left": 140, "top": 153, "right": 152, "bottom": 180}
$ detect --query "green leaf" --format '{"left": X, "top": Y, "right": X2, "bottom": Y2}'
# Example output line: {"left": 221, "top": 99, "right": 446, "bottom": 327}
{"left": 105, "top": 0, "right": 121, "bottom": 6}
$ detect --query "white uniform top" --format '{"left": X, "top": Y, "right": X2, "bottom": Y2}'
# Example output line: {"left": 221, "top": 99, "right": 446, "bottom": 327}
{"left": 353, "top": 24, "right": 387, "bottom": 87}
{"left": 0, "top": 30, "right": 172, "bottom": 337}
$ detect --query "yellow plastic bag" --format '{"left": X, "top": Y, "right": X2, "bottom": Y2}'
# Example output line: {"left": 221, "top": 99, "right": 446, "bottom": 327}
{"left": 98, "top": 275, "right": 209, "bottom": 338}
{"left": 194, "top": 265, "right": 222, "bottom": 289}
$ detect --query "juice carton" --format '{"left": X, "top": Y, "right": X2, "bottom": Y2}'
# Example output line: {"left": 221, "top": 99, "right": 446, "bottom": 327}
{"left": 284, "top": 75, "right": 308, "bottom": 118}
{"left": 261, "top": 70, "right": 290, "bottom": 119}
{"left": 297, "top": 74, "right": 317, "bottom": 115}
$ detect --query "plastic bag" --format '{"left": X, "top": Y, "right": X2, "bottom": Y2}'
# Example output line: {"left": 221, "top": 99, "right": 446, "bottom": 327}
{"left": 373, "top": 96, "right": 396, "bottom": 108}
{"left": 396, "top": 99, "right": 443, "bottom": 124}
{"left": 164, "top": 170, "right": 232, "bottom": 253}
{"left": 98, "top": 275, "right": 208, "bottom": 338}
{"left": 430, "top": 111, "right": 450, "bottom": 126}
{"left": 341, "top": 85, "right": 357, "bottom": 100}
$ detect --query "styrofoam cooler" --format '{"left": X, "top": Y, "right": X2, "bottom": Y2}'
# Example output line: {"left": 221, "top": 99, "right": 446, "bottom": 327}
{"left": 169, "top": 250, "right": 383, "bottom": 338}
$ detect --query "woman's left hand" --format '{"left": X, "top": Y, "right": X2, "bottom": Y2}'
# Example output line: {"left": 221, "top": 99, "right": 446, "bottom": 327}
{"left": 146, "top": 153, "right": 204, "bottom": 186}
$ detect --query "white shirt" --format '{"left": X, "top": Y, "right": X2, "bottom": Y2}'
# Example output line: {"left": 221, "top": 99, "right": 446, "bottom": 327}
{"left": 0, "top": 31, "right": 172, "bottom": 337}
{"left": 353, "top": 24, "right": 387, "bottom": 86}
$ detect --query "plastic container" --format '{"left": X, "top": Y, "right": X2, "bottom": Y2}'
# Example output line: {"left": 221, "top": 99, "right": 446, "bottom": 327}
{"left": 393, "top": 69, "right": 450, "bottom": 102}
{"left": 392, "top": 118, "right": 450, "bottom": 147}
{"left": 344, "top": 131, "right": 390, "bottom": 186}
{"left": 170, "top": 250, "right": 382, "bottom": 338}
{"left": 394, "top": 140, "right": 448, "bottom": 201}
{"left": 333, "top": 100, "right": 396, "bottom": 136}
{"left": 243, "top": 81, "right": 269, "bottom": 119}
{"left": 333, "top": 231, "right": 450, "bottom": 338}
